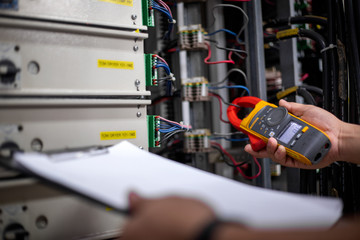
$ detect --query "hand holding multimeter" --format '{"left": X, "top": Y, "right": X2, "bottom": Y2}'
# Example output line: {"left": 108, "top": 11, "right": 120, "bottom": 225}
{"left": 227, "top": 97, "right": 332, "bottom": 166}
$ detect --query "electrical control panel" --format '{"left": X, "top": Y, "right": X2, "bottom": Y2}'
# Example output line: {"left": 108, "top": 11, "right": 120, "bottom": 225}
{"left": 0, "top": 43, "right": 21, "bottom": 89}
{"left": 0, "top": 0, "right": 154, "bottom": 239}
{"left": 0, "top": 179, "right": 125, "bottom": 239}
{"left": 0, "top": 18, "right": 149, "bottom": 96}
{"left": 0, "top": 0, "right": 147, "bottom": 30}
{"left": 0, "top": 98, "right": 150, "bottom": 152}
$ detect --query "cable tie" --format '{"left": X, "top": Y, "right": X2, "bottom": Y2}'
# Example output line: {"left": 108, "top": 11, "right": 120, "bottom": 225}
{"left": 320, "top": 44, "right": 337, "bottom": 53}
{"left": 170, "top": 73, "right": 176, "bottom": 81}
{"left": 169, "top": 19, "right": 176, "bottom": 24}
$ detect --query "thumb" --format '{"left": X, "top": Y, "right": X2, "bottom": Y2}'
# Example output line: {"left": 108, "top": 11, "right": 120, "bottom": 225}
{"left": 279, "top": 99, "right": 308, "bottom": 117}
{"left": 128, "top": 191, "right": 144, "bottom": 214}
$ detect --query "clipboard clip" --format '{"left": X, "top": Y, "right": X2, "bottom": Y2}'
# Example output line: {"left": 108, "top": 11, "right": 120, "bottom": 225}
{"left": 47, "top": 146, "right": 109, "bottom": 162}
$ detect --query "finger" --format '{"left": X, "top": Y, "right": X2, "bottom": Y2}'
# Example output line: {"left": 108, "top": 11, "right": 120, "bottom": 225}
{"left": 279, "top": 99, "right": 309, "bottom": 117}
{"left": 266, "top": 137, "right": 278, "bottom": 156}
{"left": 244, "top": 144, "right": 269, "bottom": 158}
{"left": 273, "top": 145, "right": 287, "bottom": 163}
{"left": 128, "top": 192, "right": 144, "bottom": 214}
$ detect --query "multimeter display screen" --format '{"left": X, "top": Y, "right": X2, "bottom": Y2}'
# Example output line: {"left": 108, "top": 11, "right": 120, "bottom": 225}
{"left": 278, "top": 121, "right": 302, "bottom": 144}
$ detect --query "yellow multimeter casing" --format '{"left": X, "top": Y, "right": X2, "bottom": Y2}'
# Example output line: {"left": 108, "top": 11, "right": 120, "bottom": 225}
{"left": 240, "top": 100, "right": 331, "bottom": 165}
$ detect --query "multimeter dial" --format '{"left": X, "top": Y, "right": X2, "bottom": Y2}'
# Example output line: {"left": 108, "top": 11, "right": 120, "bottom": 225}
{"left": 265, "top": 107, "right": 288, "bottom": 126}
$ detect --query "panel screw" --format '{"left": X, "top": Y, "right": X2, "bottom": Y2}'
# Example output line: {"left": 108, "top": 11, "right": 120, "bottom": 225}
{"left": 139, "top": 146, "right": 144, "bottom": 150}
{"left": 31, "top": 138, "right": 43, "bottom": 152}
{"left": 136, "top": 112, "right": 142, "bottom": 118}
{"left": 135, "top": 79, "right": 141, "bottom": 86}
{"left": 36, "top": 215, "right": 48, "bottom": 229}
{"left": 133, "top": 45, "right": 139, "bottom": 52}
{"left": 131, "top": 14, "right": 137, "bottom": 20}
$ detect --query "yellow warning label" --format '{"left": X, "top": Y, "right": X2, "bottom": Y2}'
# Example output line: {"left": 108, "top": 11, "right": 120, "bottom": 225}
{"left": 99, "top": 0, "right": 133, "bottom": 7}
{"left": 105, "top": 207, "right": 114, "bottom": 211}
{"left": 98, "top": 59, "right": 134, "bottom": 70}
{"left": 276, "top": 28, "right": 299, "bottom": 39}
{"left": 100, "top": 131, "right": 136, "bottom": 140}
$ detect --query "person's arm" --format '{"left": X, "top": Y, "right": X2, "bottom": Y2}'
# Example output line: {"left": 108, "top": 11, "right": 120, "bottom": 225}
{"left": 211, "top": 219, "right": 360, "bottom": 240}
{"left": 121, "top": 192, "right": 216, "bottom": 240}
{"left": 338, "top": 120, "right": 360, "bottom": 164}
{"left": 121, "top": 193, "right": 360, "bottom": 240}
{"left": 245, "top": 99, "right": 360, "bottom": 169}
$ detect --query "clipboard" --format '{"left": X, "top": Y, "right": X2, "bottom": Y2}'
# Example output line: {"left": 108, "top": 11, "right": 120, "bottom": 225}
{"left": 0, "top": 144, "right": 130, "bottom": 215}
{"left": 3, "top": 141, "right": 343, "bottom": 229}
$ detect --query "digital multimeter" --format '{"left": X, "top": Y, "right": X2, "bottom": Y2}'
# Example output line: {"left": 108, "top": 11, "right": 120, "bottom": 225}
{"left": 228, "top": 97, "right": 331, "bottom": 166}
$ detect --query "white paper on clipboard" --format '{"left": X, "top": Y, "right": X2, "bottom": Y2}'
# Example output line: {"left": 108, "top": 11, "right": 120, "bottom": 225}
{"left": 14, "top": 141, "right": 343, "bottom": 229}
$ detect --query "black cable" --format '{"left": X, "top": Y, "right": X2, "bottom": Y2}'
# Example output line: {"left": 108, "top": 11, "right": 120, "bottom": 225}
{"left": 209, "top": 91, "right": 241, "bottom": 107}
{"left": 264, "top": 29, "right": 330, "bottom": 110}
{"left": 344, "top": 0, "right": 360, "bottom": 215}
{"left": 268, "top": 85, "right": 323, "bottom": 105}
{"left": 301, "top": 85, "right": 323, "bottom": 95}
{"left": 263, "top": 16, "right": 327, "bottom": 29}
{"left": 335, "top": 0, "right": 348, "bottom": 123}
{"left": 296, "top": 87, "right": 316, "bottom": 105}
{"left": 354, "top": 1, "right": 360, "bottom": 60}
{"left": 328, "top": 0, "right": 339, "bottom": 116}
{"left": 345, "top": 0, "right": 360, "bottom": 123}
{"left": 298, "top": 29, "right": 330, "bottom": 111}
{"left": 211, "top": 145, "right": 248, "bottom": 168}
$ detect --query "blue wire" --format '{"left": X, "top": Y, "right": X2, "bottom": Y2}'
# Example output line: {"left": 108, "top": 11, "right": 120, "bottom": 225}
{"left": 224, "top": 138, "right": 249, "bottom": 142}
{"left": 152, "top": 5, "right": 173, "bottom": 21}
{"left": 208, "top": 85, "right": 250, "bottom": 95}
{"left": 205, "top": 29, "right": 237, "bottom": 37}
{"left": 159, "top": 128, "right": 179, "bottom": 133}
{"left": 155, "top": 63, "right": 171, "bottom": 75}
{"left": 159, "top": 121, "right": 181, "bottom": 128}
{"left": 159, "top": 125, "right": 180, "bottom": 130}
{"left": 151, "top": 1, "right": 174, "bottom": 39}
{"left": 155, "top": 60, "right": 169, "bottom": 67}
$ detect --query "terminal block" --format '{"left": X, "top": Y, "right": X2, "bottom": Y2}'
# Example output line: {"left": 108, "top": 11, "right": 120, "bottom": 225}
{"left": 184, "top": 129, "right": 211, "bottom": 153}
{"left": 144, "top": 54, "right": 158, "bottom": 86}
{"left": 142, "top": 0, "right": 155, "bottom": 27}
{"left": 147, "top": 115, "right": 161, "bottom": 148}
{"left": 179, "top": 24, "right": 208, "bottom": 50}
{"left": 182, "top": 77, "right": 209, "bottom": 102}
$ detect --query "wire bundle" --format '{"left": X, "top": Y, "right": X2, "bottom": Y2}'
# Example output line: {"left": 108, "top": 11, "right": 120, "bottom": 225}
{"left": 157, "top": 116, "right": 192, "bottom": 143}
{"left": 211, "top": 142, "right": 262, "bottom": 180}
{"left": 208, "top": 68, "right": 250, "bottom": 123}
{"left": 150, "top": 0, "right": 176, "bottom": 39}
{"left": 209, "top": 85, "right": 250, "bottom": 95}
{"left": 203, "top": 4, "right": 249, "bottom": 64}
{"left": 153, "top": 54, "right": 175, "bottom": 84}
{"left": 211, "top": 132, "right": 249, "bottom": 142}
{"left": 204, "top": 42, "right": 235, "bottom": 64}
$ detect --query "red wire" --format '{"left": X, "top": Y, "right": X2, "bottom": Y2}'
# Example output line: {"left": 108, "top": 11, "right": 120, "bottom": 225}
{"left": 211, "top": 142, "right": 262, "bottom": 180}
{"left": 299, "top": 73, "right": 309, "bottom": 82}
{"left": 167, "top": 48, "right": 178, "bottom": 53}
{"left": 209, "top": 93, "right": 230, "bottom": 124}
{"left": 204, "top": 42, "right": 235, "bottom": 65}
